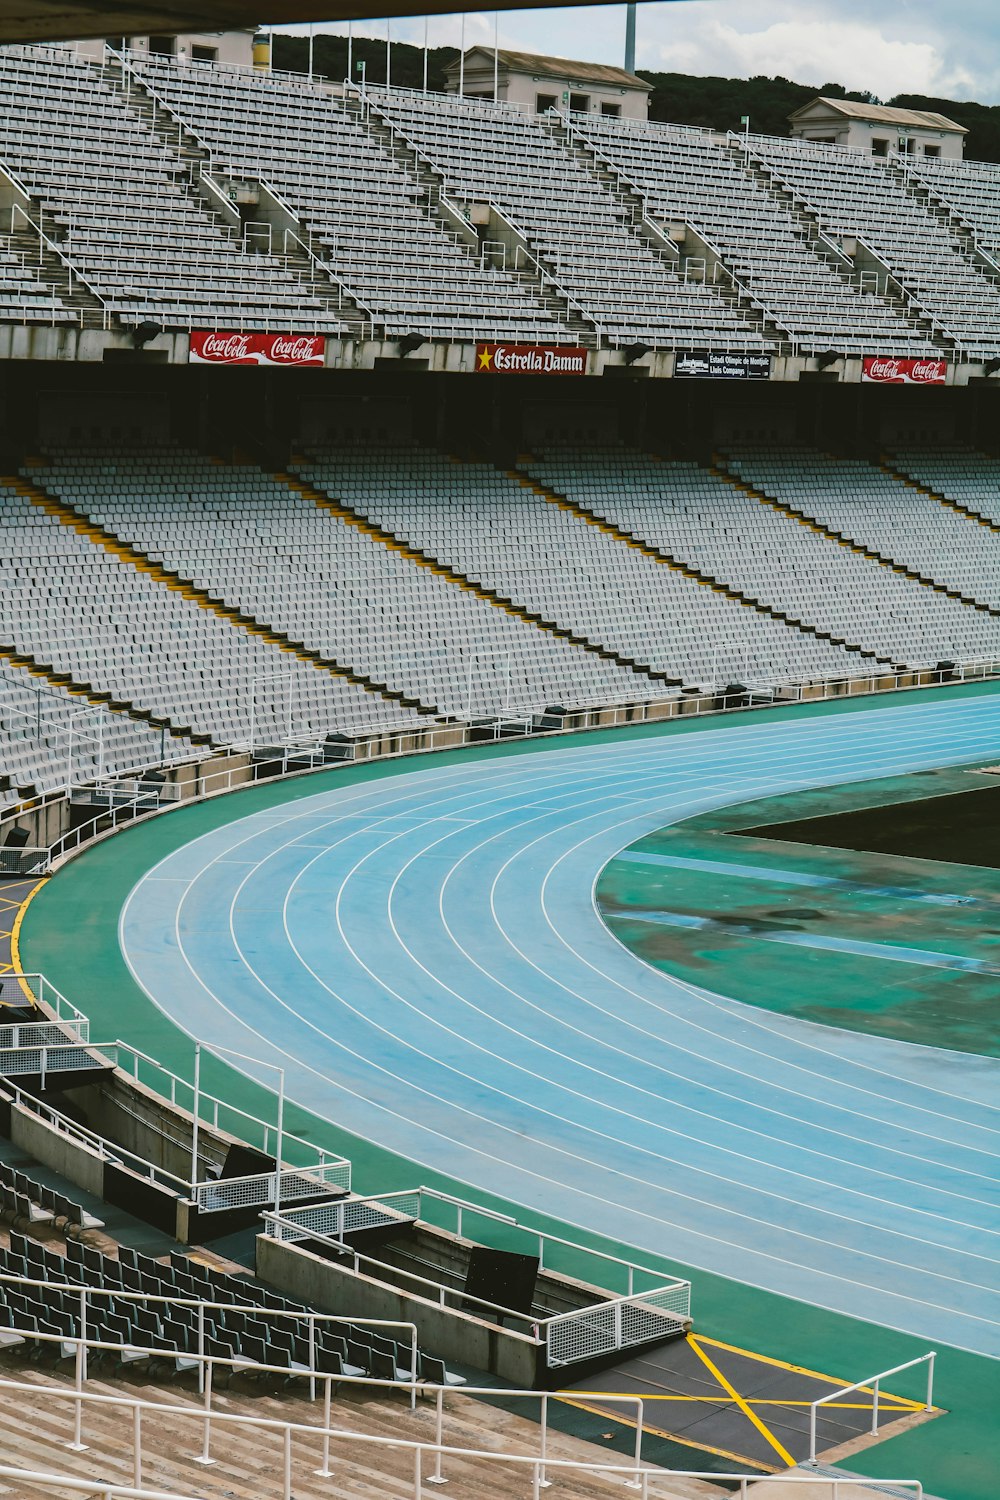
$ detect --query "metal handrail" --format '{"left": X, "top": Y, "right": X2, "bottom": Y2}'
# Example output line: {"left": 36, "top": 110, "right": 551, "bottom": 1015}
{"left": 8, "top": 204, "right": 111, "bottom": 325}
{"left": 808, "top": 1351, "right": 936, "bottom": 1463}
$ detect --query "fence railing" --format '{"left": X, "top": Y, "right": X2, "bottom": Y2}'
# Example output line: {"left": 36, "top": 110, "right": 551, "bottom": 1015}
{"left": 0, "top": 1040, "right": 107, "bottom": 1087}
{"left": 808, "top": 1352, "right": 936, "bottom": 1463}
{"left": 263, "top": 1186, "right": 691, "bottom": 1366}
{"left": 109, "top": 1039, "right": 349, "bottom": 1186}
{"left": 0, "top": 1359, "right": 924, "bottom": 1500}
{"left": 0, "top": 973, "right": 89, "bottom": 1033}
{"left": 193, "top": 1160, "right": 351, "bottom": 1213}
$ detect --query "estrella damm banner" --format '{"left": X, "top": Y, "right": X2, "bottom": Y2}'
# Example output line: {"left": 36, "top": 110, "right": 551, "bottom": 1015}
{"left": 475, "top": 343, "right": 588, "bottom": 375}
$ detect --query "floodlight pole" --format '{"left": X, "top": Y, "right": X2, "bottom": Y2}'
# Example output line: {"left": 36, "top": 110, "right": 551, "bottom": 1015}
{"left": 307, "top": 22, "right": 314, "bottom": 82}
{"left": 347, "top": 21, "right": 352, "bottom": 83}
{"left": 624, "top": 2, "right": 636, "bottom": 73}
{"left": 494, "top": 13, "right": 499, "bottom": 101}
{"left": 423, "top": 16, "right": 428, "bottom": 94}
{"left": 386, "top": 18, "right": 391, "bottom": 89}
{"left": 459, "top": 13, "right": 465, "bottom": 96}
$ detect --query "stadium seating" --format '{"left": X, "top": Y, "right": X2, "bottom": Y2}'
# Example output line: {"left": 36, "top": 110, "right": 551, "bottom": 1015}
{"left": 333, "top": 441, "right": 868, "bottom": 686}
{"left": 903, "top": 154, "right": 1000, "bottom": 261}
{"left": 748, "top": 134, "right": 1000, "bottom": 358}
{"left": 130, "top": 53, "right": 572, "bottom": 344}
{"left": 367, "top": 86, "right": 768, "bottom": 350}
{"left": 0, "top": 1233, "right": 464, "bottom": 1387}
{"left": 890, "top": 447, "right": 1000, "bottom": 525}
{"left": 520, "top": 444, "right": 1000, "bottom": 670}
{"left": 2, "top": 466, "right": 429, "bottom": 749}
{"left": 723, "top": 443, "right": 1000, "bottom": 608}
{"left": 0, "top": 659, "right": 197, "bottom": 810}
{"left": 36, "top": 440, "right": 659, "bottom": 718}
{"left": 567, "top": 113, "right": 935, "bottom": 356}
{"left": 0, "top": 236, "right": 74, "bottom": 326}
{"left": 0, "top": 46, "right": 345, "bottom": 333}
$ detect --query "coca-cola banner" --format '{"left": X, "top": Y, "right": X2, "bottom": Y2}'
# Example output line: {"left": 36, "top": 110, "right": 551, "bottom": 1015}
{"left": 189, "top": 331, "right": 326, "bottom": 367}
{"left": 862, "top": 356, "right": 947, "bottom": 385}
{"left": 475, "top": 343, "right": 588, "bottom": 375}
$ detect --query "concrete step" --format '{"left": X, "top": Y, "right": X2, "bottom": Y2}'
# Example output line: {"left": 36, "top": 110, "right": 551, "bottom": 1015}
{"left": 0, "top": 1355, "right": 708, "bottom": 1500}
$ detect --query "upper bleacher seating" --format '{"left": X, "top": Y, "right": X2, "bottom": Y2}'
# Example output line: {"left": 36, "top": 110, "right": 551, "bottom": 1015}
{"left": 0, "top": 46, "right": 345, "bottom": 333}
{"left": 132, "top": 53, "right": 570, "bottom": 344}
{"left": 567, "top": 113, "right": 935, "bottom": 357}
{"left": 903, "top": 154, "right": 1000, "bottom": 261}
{"left": 368, "top": 86, "right": 768, "bottom": 351}
{"left": 748, "top": 134, "right": 1000, "bottom": 358}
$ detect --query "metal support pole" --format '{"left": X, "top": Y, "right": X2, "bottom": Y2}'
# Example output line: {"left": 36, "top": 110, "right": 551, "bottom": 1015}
{"left": 428, "top": 1387, "right": 446, "bottom": 1484}
{"left": 926, "top": 1352, "right": 935, "bottom": 1410}
{"left": 493, "top": 13, "right": 499, "bottom": 101}
{"left": 274, "top": 1066, "right": 285, "bottom": 1216}
{"left": 194, "top": 1358, "right": 215, "bottom": 1465}
{"left": 307, "top": 23, "right": 314, "bottom": 82}
{"left": 68, "top": 1337, "right": 87, "bottom": 1451}
{"left": 422, "top": 16, "right": 428, "bottom": 94}
{"left": 871, "top": 1378, "right": 880, "bottom": 1435}
{"left": 414, "top": 1447, "right": 423, "bottom": 1500}
{"left": 386, "top": 19, "right": 391, "bottom": 89}
{"left": 458, "top": 14, "right": 465, "bottom": 97}
{"left": 316, "top": 1376, "right": 333, "bottom": 1476}
{"left": 539, "top": 1393, "right": 551, "bottom": 1488}
{"left": 133, "top": 1404, "right": 142, "bottom": 1488}
{"left": 283, "top": 1425, "right": 292, "bottom": 1500}
{"left": 190, "top": 1041, "right": 201, "bottom": 1194}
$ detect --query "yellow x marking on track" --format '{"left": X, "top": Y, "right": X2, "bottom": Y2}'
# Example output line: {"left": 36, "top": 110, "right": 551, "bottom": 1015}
{"left": 686, "top": 1334, "right": 796, "bottom": 1467}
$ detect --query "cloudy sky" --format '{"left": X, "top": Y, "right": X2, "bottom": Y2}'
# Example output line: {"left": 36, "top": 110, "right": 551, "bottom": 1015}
{"left": 283, "top": 0, "right": 1000, "bottom": 103}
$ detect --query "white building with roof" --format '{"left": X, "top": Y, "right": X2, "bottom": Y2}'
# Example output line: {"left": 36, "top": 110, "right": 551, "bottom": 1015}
{"left": 788, "top": 97, "right": 966, "bottom": 159}
{"left": 443, "top": 47, "right": 651, "bottom": 120}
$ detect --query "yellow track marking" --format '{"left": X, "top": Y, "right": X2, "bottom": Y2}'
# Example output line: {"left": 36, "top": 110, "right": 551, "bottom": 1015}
{"left": 692, "top": 1334, "right": 926, "bottom": 1409}
{"left": 9, "top": 880, "right": 47, "bottom": 1004}
{"left": 686, "top": 1334, "right": 795, "bottom": 1467}
{"left": 554, "top": 1394, "right": 779, "bottom": 1472}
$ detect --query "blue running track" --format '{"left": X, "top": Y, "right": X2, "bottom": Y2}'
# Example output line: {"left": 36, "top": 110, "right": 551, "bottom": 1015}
{"left": 120, "top": 695, "right": 1000, "bottom": 1358}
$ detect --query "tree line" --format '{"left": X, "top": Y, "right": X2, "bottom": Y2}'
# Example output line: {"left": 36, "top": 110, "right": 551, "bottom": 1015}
{"left": 271, "top": 34, "right": 1000, "bottom": 163}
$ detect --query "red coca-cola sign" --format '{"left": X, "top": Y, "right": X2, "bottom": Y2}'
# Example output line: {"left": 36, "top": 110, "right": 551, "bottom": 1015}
{"left": 862, "top": 356, "right": 947, "bottom": 385}
{"left": 189, "top": 331, "right": 325, "bottom": 367}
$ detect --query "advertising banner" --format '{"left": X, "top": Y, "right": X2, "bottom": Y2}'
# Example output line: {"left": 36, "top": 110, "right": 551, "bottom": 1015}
{"left": 189, "top": 332, "right": 326, "bottom": 367}
{"left": 675, "top": 350, "right": 772, "bottom": 379}
{"left": 474, "top": 343, "right": 588, "bottom": 375}
{"left": 861, "top": 356, "right": 947, "bottom": 385}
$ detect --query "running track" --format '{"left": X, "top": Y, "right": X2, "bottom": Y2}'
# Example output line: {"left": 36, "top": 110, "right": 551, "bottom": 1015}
{"left": 120, "top": 696, "right": 1000, "bottom": 1358}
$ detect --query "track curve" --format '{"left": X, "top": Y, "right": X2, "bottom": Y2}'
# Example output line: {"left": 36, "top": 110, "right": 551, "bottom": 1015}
{"left": 120, "top": 696, "right": 1000, "bottom": 1356}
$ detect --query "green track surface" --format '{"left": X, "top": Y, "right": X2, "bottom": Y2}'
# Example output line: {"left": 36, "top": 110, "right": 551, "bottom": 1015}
{"left": 20, "top": 679, "right": 1000, "bottom": 1500}
{"left": 597, "top": 763, "right": 1000, "bottom": 1057}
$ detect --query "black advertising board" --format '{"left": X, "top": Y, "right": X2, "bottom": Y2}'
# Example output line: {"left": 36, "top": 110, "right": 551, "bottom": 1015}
{"left": 675, "top": 350, "right": 772, "bottom": 379}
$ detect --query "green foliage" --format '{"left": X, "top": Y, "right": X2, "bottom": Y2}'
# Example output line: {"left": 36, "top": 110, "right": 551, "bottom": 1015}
{"left": 272, "top": 33, "right": 457, "bottom": 92}
{"left": 270, "top": 34, "right": 1000, "bottom": 163}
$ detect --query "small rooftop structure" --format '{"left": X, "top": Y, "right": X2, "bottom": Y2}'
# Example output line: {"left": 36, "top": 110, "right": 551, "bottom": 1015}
{"left": 444, "top": 47, "right": 651, "bottom": 121}
{"left": 789, "top": 96, "right": 966, "bottom": 159}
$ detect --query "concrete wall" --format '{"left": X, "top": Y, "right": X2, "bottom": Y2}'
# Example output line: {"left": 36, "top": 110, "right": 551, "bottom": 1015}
{"left": 257, "top": 1234, "right": 543, "bottom": 1387}
{"left": 9, "top": 1097, "right": 105, "bottom": 1198}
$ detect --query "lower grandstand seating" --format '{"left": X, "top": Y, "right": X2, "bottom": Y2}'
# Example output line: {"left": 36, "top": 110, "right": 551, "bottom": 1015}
{"left": 890, "top": 447, "right": 1000, "bottom": 525}
{"left": 331, "top": 441, "right": 866, "bottom": 686}
{"left": 520, "top": 444, "right": 1000, "bottom": 670}
{"left": 723, "top": 444, "right": 1000, "bottom": 609}
{"left": 39, "top": 441, "right": 658, "bottom": 718}
{"left": 0, "top": 1234, "right": 464, "bottom": 1387}
{"left": 0, "top": 658, "right": 198, "bottom": 808}
{"left": 1, "top": 468, "right": 429, "bottom": 748}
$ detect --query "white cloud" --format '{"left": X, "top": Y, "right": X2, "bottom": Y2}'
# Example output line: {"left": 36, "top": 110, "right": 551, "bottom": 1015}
{"left": 277, "top": 0, "right": 1000, "bottom": 104}
{"left": 650, "top": 17, "right": 941, "bottom": 97}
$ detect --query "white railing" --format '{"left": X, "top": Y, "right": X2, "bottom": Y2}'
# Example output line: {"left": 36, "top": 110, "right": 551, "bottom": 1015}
{"left": 109, "top": 1039, "right": 349, "bottom": 1185}
{"left": 263, "top": 1186, "right": 691, "bottom": 1365}
{"left": 0, "top": 1039, "right": 107, "bottom": 1086}
{"left": 545, "top": 1282, "right": 691, "bottom": 1367}
{"left": 193, "top": 1160, "right": 351, "bottom": 1213}
{"left": 0, "top": 973, "right": 89, "bottom": 1035}
{"left": 808, "top": 1352, "right": 936, "bottom": 1464}
{"left": 0, "top": 1364, "right": 924, "bottom": 1500}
